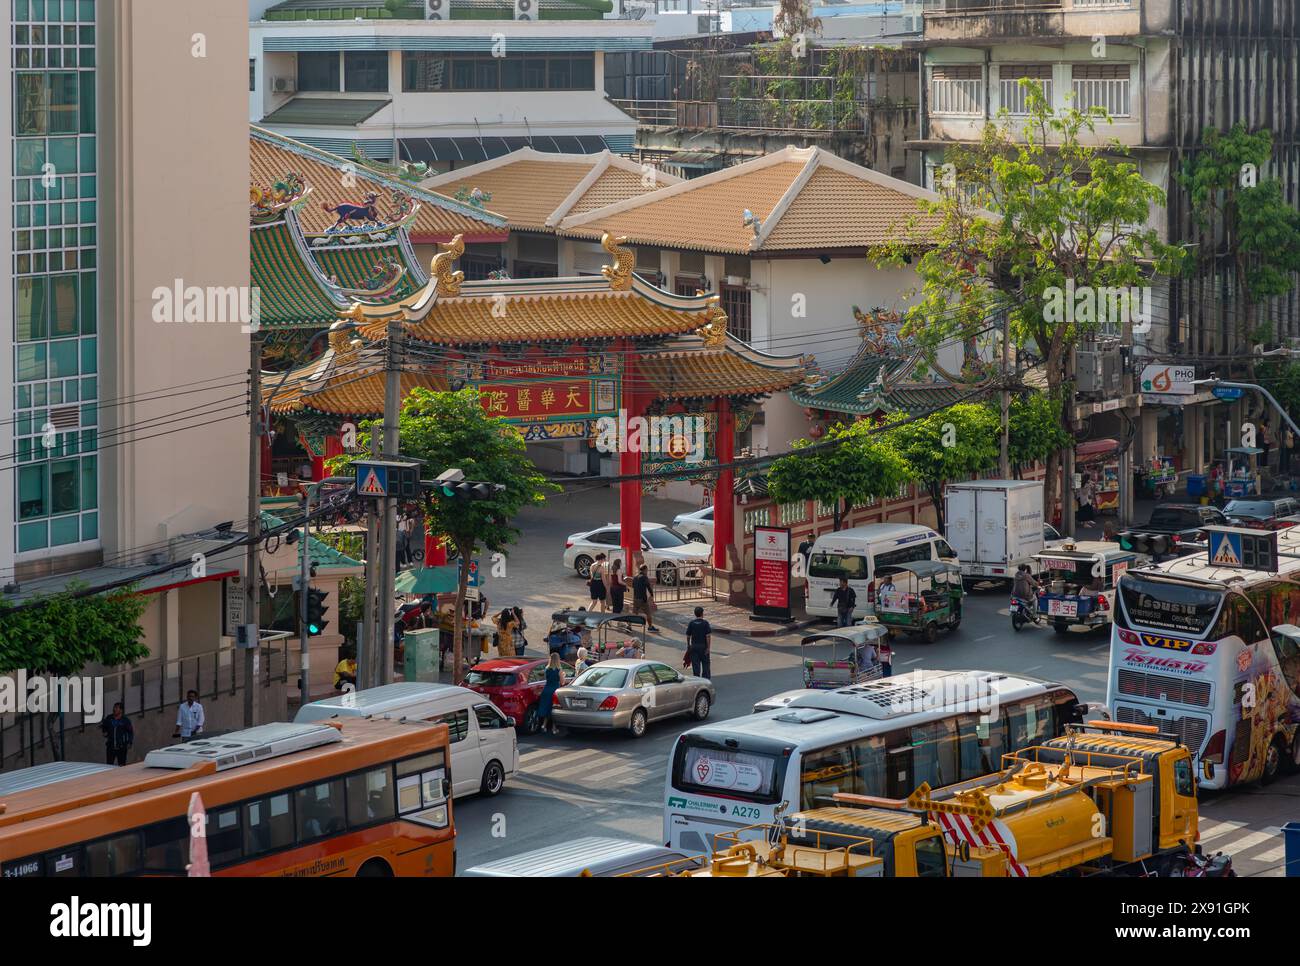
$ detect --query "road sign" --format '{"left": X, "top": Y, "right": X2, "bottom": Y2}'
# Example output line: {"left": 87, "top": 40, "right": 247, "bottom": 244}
{"left": 1204, "top": 526, "right": 1278, "bottom": 572}
{"left": 354, "top": 460, "right": 420, "bottom": 498}
{"left": 1212, "top": 386, "right": 1245, "bottom": 401}
{"left": 358, "top": 464, "right": 387, "bottom": 497}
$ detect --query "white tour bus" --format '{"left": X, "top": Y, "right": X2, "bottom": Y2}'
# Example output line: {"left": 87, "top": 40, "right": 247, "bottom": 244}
{"left": 1109, "top": 546, "right": 1300, "bottom": 790}
{"left": 806, "top": 524, "right": 958, "bottom": 620}
{"left": 663, "top": 670, "right": 1085, "bottom": 853}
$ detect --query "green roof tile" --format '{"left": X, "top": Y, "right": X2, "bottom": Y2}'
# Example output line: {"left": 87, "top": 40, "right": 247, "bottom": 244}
{"left": 251, "top": 221, "right": 342, "bottom": 329}
{"left": 261, "top": 97, "right": 391, "bottom": 127}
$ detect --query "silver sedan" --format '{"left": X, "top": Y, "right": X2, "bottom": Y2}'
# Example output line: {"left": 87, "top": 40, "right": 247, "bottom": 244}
{"left": 551, "top": 658, "right": 714, "bottom": 738}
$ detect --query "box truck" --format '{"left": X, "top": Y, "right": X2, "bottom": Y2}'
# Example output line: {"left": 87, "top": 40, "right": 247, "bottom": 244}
{"left": 944, "top": 480, "right": 1045, "bottom": 585}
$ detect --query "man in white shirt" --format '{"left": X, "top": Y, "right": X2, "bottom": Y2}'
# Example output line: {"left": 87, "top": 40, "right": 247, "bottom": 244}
{"left": 175, "top": 690, "right": 205, "bottom": 741}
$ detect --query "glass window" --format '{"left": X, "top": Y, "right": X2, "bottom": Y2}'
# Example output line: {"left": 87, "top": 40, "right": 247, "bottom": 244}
{"left": 84, "top": 832, "right": 141, "bottom": 876}
{"left": 141, "top": 818, "right": 190, "bottom": 873}
{"left": 50, "top": 339, "right": 78, "bottom": 377}
{"left": 522, "top": 57, "right": 546, "bottom": 89}
{"left": 346, "top": 766, "right": 396, "bottom": 828}
{"left": 249, "top": 59, "right": 256, "bottom": 92}
{"left": 957, "top": 713, "right": 1006, "bottom": 779}
{"left": 297, "top": 52, "right": 340, "bottom": 92}
{"left": 575, "top": 666, "right": 628, "bottom": 688}
{"left": 571, "top": 55, "right": 594, "bottom": 90}
{"left": 1005, "top": 698, "right": 1051, "bottom": 751}
{"left": 800, "top": 742, "right": 857, "bottom": 810}
{"left": 875, "top": 544, "right": 933, "bottom": 572}
{"left": 547, "top": 57, "right": 572, "bottom": 90}
{"left": 19, "top": 465, "right": 47, "bottom": 519}
{"left": 934, "top": 539, "right": 956, "bottom": 559}
{"left": 1173, "top": 757, "right": 1194, "bottom": 798}
{"left": 295, "top": 778, "right": 346, "bottom": 841}
{"left": 914, "top": 834, "right": 947, "bottom": 877}
{"left": 244, "top": 793, "right": 295, "bottom": 856}
{"left": 651, "top": 664, "right": 679, "bottom": 684}
{"left": 500, "top": 57, "right": 525, "bottom": 90}
{"left": 16, "top": 277, "right": 48, "bottom": 340}
{"left": 809, "top": 553, "right": 868, "bottom": 580}
{"left": 50, "top": 458, "right": 78, "bottom": 514}
{"left": 205, "top": 806, "right": 242, "bottom": 866}
{"left": 395, "top": 751, "right": 444, "bottom": 778}
{"left": 50, "top": 274, "right": 78, "bottom": 335}
{"left": 474, "top": 58, "right": 499, "bottom": 91}
{"left": 634, "top": 667, "right": 657, "bottom": 688}
{"left": 402, "top": 52, "right": 449, "bottom": 92}
{"left": 909, "top": 719, "right": 959, "bottom": 789}
{"left": 474, "top": 704, "right": 506, "bottom": 730}
{"left": 430, "top": 708, "right": 469, "bottom": 742}
{"left": 344, "top": 51, "right": 388, "bottom": 92}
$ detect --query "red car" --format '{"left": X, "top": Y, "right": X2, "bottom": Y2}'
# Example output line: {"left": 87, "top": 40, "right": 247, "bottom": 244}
{"left": 461, "top": 658, "right": 575, "bottom": 735}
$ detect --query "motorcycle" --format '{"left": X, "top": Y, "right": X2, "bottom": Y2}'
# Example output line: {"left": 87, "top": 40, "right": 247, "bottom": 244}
{"left": 1175, "top": 839, "right": 1236, "bottom": 877}
{"left": 1009, "top": 595, "right": 1044, "bottom": 632}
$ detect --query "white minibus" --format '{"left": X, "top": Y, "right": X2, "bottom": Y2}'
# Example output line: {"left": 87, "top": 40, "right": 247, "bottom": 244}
{"left": 805, "top": 524, "right": 957, "bottom": 620}
{"left": 663, "top": 670, "right": 1085, "bottom": 853}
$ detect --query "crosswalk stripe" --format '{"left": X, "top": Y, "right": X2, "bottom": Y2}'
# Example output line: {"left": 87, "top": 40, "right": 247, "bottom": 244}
{"left": 1213, "top": 829, "right": 1279, "bottom": 853}
{"left": 1197, "top": 819, "right": 1247, "bottom": 843}
{"left": 546, "top": 754, "right": 642, "bottom": 781}
{"left": 520, "top": 748, "right": 606, "bottom": 772}
{"left": 518, "top": 746, "right": 574, "bottom": 765}
{"left": 549, "top": 756, "right": 658, "bottom": 782}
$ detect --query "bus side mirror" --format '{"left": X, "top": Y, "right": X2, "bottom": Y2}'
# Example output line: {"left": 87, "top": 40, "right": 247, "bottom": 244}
{"left": 1072, "top": 703, "right": 1089, "bottom": 723}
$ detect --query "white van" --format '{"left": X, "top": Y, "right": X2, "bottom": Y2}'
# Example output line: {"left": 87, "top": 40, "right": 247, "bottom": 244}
{"left": 294, "top": 682, "right": 518, "bottom": 798}
{"left": 805, "top": 524, "right": 957, "bottom": 620}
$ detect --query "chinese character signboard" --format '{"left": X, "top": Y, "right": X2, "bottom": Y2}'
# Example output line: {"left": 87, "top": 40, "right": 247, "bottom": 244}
{"left": 753, "top": 526, "right": 792, "bottom": 620}
{"left": 453, "top": 355, "right": 620, "bottom": 429}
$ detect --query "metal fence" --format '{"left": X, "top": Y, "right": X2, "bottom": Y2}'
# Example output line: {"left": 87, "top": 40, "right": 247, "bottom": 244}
{"left": 0, "top": 639, "right": 296, "bottom": 768}
{"left": 652, "top": 562, "right": 721, "bottom": 602}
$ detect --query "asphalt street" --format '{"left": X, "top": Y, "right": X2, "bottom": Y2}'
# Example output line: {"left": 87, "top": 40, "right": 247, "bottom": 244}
{"left": 451, "top": 484, "right": 1298, "bottom": 877}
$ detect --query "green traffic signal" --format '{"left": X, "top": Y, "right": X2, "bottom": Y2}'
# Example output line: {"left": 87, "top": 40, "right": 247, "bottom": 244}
{"left": 305, "top": 588, "right": 330, "bottom": 637}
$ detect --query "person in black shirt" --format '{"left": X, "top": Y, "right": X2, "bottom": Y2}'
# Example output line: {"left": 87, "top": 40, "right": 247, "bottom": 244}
{"left": 631, "top": 564, "right": 659, "bottom": 632}
{"left": 685, "top": 606, "right": 711, "bottom": 678}
{"left": 101, "top": 702, "right": 134, "bottom": 766}
{"left": 830, "top": 576, "right": 857, "bottom": 628}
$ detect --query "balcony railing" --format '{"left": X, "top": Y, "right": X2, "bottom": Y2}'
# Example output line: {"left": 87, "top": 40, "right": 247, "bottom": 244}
{"left": 999, "top": 78, "right": 1052, "bottom": 115}
{"left": 931, "top": 77, "right": 984, "bottom": 116}
{"left": 613, "top": 88, "right": 872, "bottom": 135}
{"left": 610, "top": 99, "right": 718, "bottom": 129}
{"left": 1072, "top": 77, "right": 1131, "bottom": 116}
{"left": 923, "top": 0, "right": 1133, "bottom": 12}
{"left": 717, "top": 75, "right": 869, "bottom": 134}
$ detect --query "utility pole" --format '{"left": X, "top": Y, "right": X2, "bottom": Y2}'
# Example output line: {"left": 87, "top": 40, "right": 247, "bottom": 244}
{"left": 243, "top": 334, "right": 262, "bottom": 727}
{"left": 362, "top": 432, "right": 381, "bottom": 690}
{"left": 377, "top": 319, "right": 406, "bottom": 686}
{"left": 999, "top": 309, "right": 1011, "bottom": 478}
{"left": 298, "top": 486, "right": 312, "bottom": 701}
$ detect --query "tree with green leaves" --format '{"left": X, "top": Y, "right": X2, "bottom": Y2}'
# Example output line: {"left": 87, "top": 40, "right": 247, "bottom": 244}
{"left": 875, "top": 84, "right": 1185, "bottom": 526}
{"left": 0, "top": 585, "right": 149, "bottom": 760}
{"left": 767, "top": 420, "right": 911, "bottom": 530}
{"left": 1006, "top": 392, "right": 1075, "bottom": 475}
{"left": 1178, "top": 125, "right": 1300, "bottom": 366}
{"left": 883, "top": 404, "right": 1000, "bottom": 532}
{"left": 331, "top": 388, "right": 558, "bottom": 683}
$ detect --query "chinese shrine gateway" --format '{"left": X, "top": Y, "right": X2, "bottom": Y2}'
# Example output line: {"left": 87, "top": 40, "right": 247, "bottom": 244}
{"left": 257, "top": 150, "right": 813, "bottom": 571}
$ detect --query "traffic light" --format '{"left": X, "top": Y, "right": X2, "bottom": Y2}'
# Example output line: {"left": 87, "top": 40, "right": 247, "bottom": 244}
{"left": 305, "top": 588, "right": 330, "bottom": 637}
{"left": 395, "top": 465, "right": 420, "bottom": 498}
{"left": 434, "top": 468, "right": 504, "bottom": 501}
{"left": 1117, "top": 531, "right": 1174, "bottom": 558}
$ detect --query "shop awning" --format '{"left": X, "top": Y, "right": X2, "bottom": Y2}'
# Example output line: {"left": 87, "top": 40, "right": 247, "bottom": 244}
{"left": 399, "top": 135, "right": 611, "bottom": 164}
{"left": 1076, "top": 438, "right": 1119, "bottom": 457}
{"left": 664, "top": 150, "right": 725, "bottom": 169}
{"left": 261, "top": 97, "right": 391, "bottom": 127}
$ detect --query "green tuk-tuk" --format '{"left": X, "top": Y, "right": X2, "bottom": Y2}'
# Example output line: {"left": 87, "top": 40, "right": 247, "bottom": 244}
{"left": 873, "top": 560, "right": 964, "bottom": 642}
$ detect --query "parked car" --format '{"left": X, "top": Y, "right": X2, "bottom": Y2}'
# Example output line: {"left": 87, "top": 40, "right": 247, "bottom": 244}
{"left": 1223, "top": 497, "right": 1300, "bottom": 529}
{"left": 672, "top": 506, "right": 714, "bottom": 545}
{"left": 551, "top": 658, "right": 715, "bottom": 738}
{"left": 461, "top": 657, "right": 575, "bottom": 736}
{"left": 563, "top": 523, "right": 710, "bottom": 585}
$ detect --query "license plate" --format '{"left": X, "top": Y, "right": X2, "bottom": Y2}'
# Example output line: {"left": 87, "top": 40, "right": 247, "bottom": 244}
{"left": 1048, "top": 600, "right": 1078, "bottom": 617}
{"left": 569, "top": 698, "right": 590, "bottom": 709}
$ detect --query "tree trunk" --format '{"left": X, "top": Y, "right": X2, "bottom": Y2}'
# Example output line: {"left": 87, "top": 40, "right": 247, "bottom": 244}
{"left": 452, "top": 549, "right": 468, "bottom": 684}
{"left": 832, "top": 499, "right": 842, "bottom": 531}
{"left": 1043, "top": 347, "right": 1067, "bottom": 531}
{"left": 930, "top": 484, "right": 945, "bottom": 533}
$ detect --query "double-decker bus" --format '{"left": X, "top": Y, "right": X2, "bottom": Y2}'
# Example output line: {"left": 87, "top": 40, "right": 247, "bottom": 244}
{"left": 1109, "top": 545, "right": 1300, "bottom": 790}
{"left": 0, "top": 718, "right": 454, "bottom": 878}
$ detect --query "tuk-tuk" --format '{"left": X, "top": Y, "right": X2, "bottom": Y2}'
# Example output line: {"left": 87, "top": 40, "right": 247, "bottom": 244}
{"left": 1032, "top": 541, "right": 1147, "bottom": 635}
{"left": 801, "top": 623, "right": 889, "bottom": 689}
{"left": 548, "top": 610, "right": 648, "bottom": 662}
{"left": 873, "top": 560, "right": 964, "bottom": 642}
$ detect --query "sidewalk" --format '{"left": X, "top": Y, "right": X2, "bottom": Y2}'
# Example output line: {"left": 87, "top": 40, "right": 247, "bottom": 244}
{"left": 653, "top": 597, "right": 821, "bottom": 640}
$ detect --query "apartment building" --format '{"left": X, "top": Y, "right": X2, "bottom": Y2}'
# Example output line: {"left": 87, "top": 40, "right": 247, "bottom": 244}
{"left": 2, "top": 0, "right": 249, "bottom": 664}
{"left": 248, "top": 0, "right": 650, "bottom": 170}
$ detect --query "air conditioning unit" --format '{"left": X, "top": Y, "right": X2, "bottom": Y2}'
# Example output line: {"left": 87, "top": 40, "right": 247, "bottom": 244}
{"left": 514, "top": 0, "right": 534, "bottom": 19}
{"left": 426, "top": 0, "right": 450, "bottom": 19}
{"left": 272, "top": 76, "right": 295, "bottom": 94}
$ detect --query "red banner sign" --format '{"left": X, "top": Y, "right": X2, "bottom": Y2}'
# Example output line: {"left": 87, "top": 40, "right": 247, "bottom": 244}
{"left": 478, "top": 381, "right": 594, "bottom": 421}
{"left": 754, "top": 526, "right": 791, "bottom": 619}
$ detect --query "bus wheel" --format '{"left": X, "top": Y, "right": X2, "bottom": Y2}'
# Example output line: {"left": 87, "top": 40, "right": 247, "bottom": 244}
{"left": 1261, "top": 737, "right": 1285, "bottom": 785}
{"left": 480, "top": 760, "right": 506, "bottom": 796}
{"left": 357, "top": 858, "right": 393, "bottom": 877}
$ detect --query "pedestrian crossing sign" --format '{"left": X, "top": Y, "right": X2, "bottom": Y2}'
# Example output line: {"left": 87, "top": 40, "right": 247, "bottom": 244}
{"left": 1210, "top": 531, "right": 1242, "bottom": 567}
{"left": 358, "top": 465, "right": 387, "bottom": 497}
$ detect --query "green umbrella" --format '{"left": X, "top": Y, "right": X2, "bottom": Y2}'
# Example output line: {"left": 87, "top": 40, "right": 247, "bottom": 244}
{"left": 394, "top": 565, "right": 460, "bottom": 595}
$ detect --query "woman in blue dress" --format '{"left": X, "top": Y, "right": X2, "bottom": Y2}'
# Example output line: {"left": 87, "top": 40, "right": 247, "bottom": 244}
{"left": 536, "top": 652, "right": 567, "bottom": 736}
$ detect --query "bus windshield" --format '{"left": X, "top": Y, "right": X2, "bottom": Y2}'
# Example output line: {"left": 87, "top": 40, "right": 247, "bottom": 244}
{"left": 1118, "top": 575, "right": 1224, "bottom": 635}
{"left": 809, "top": 553, "right": 868, "bottom": 580}
{"left": 671, "top": 737, "right": 784, "bottom": 804}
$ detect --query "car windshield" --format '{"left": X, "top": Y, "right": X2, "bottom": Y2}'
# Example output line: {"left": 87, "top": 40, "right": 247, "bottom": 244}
{"left": 574, "top": 667, "right": 629, "bottom": 688}
{"left": 1149, "top": 507, "right": 1195, "bottom": 525}
{"left": 644, "top": 527, "right": 691, "bottom": 549}
{"left": 1224, "top": 501, "right": 1274, "bottom": 519}
{"left": 463, "top": 670, "right": 517, "bottom": 688}
{"left": 1044, "top": 524, "right": 1061, "bottom": 541}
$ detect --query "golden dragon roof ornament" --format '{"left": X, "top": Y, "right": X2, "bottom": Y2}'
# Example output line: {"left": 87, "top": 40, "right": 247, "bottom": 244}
{"left": 430, "top": 233, "right": 465, "bottom": 298}
{"left": 697, "top": 296, "right": 728, "bottom": 348}
{"left": 601, "top": 233, "right": 634, "bottom": 291}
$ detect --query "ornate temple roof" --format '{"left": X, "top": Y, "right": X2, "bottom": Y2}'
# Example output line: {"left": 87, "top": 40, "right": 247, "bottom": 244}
{"left": 422, "top": 149, "right": 680, "bottom": 232}
{"left": 790, "top": 339, "right": 967, "bottom": 417}
{"left": 558, "top": 146, "right": 944, "bottom": 255}
{"left": 251, "top": 126, "right": 508, "bottom": 243}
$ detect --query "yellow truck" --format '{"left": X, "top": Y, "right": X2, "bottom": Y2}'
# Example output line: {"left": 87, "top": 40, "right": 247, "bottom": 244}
{"left": 628, "top": 721, "right": 1201, "bottom": 877}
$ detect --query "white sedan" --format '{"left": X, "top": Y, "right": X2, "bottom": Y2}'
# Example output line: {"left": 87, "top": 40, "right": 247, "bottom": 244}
{"left": 563, "top": 523, "right": 710, "bottom": 585}
{"left": 671, "top": 506, "right": 714, "bottom": 545}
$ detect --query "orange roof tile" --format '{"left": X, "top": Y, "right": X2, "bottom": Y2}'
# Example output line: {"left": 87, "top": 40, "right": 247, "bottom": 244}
{"left": 569, "top": 166, "right": 660, "bottom": 216}
{"left": 563, "top": 160, "right": 808, "bottom": 253}
{"left": 272, "top": 368, "right": 447, "bottom": 416}
{"left": 635, "top": 349, "right": 808, "bottom": 399}
{"left": 250, "top": 128, "right": 507, "bottom": 243}
{"left": 760, "top": 165, "right": 939, "bottom": 250}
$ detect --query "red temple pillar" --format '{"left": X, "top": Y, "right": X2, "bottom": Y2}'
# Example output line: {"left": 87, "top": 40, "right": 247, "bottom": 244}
{"left": 317, "top": 433, "right": 345, "bottom": 483}
{"left": 620, "top": 347, "right": 643, "bottom": 571}
{"left": 713, "top": 397, "right": 735, "bottom": 571}
{"left": 425, "top": 535, "right": 447, "bottom": 566}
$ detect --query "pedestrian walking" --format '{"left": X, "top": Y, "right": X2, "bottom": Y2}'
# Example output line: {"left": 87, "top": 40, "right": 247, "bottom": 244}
{"left": 494, "top": 607, "right": 519, "bottom": 658}
{"left": 609, "top": 558, "right": 627, "bottom": 614}
{"left": 174, "top": 690, "right": 205, "bottom": 741}
{"left": 877, "top": 639, "right": 893, "bottom": 678}
{"left": 1077, "top": 474, "right": 1098, "bottom": 524}
{"left": 631, "top": 563, "right": 659, "bottom": 632}
{"left": 101, "top": 702, "right": 134, "bottom": 766}
{"left": 685, "top": 606, "right": 712, "bottom": 679}
{"left": 588, "top": 553, "right": 608, "bottom": 612}
{"left": 1261, "top": 418, "right": 1274, "bottom": 471}
{"left": 536, "top": 653, "right": 567, "bottom": 736}
{"left": 830, "top": 576, "right": 857, "bottom": 628}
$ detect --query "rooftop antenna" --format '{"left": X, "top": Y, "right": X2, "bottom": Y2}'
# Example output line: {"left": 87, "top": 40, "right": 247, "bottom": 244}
{"left": 524, "top": 115, "right": 534, "bottom": 149}
{"left": 473, "top": 116, "right": 485, "bottom": 156}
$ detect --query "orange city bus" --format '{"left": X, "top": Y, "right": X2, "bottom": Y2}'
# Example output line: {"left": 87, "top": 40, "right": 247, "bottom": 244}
{"left": 0, "top": 718, "right": 454, "bottom": 878}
